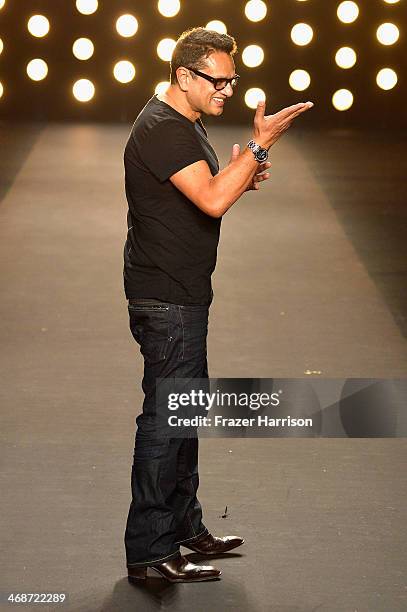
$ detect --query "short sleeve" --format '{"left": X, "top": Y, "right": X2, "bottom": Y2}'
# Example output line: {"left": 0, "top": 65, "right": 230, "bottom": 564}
{"left": 140, "top": 119, "right": 208, "bottom": 183}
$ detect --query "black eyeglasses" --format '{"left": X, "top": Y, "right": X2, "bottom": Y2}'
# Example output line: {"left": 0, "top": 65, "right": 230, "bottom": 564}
{"left": 186, "top": 67, "right": 240, "bottom": 91}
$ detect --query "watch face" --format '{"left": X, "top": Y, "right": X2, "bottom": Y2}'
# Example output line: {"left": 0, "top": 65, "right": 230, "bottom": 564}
{"left": 256, "top": 148, "right": 268, "bottom": 163}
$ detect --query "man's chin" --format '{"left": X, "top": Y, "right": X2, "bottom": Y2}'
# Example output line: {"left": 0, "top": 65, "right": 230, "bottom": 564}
{"left": 208, "top": 106, "right": 224, "bottom": 115}
{"left": 201, "top": 105, "right": 225, "bottom": 117}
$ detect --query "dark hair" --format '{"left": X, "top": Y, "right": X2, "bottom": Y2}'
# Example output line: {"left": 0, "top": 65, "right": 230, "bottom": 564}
{"left": 170, "top": 27, "right": 237, "bottom": 85}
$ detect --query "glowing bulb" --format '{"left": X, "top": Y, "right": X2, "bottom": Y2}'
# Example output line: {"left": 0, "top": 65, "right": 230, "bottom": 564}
{"left": 335, "top": 46, "right": 357, "bottom": 69}
{"left": 113, "top": 60, "right": 136, "bottom": 83}
{"left": 337, "top": 2, "right": 359, "bottom": 24}
{"left": 0, "top": 82, "right": 3, "bottom": 98}
{"left": 73, "top": 79, "right": 95, "bottom": 102}
{"left": 0, "top": 0, "right": 6, "bottom": 8}
{"left": 116, "top": 14, "right": 139, "bottom": 37}
{"left": 27, "top": 15, "right": 50, "bottom": 38}
{"left": 291, "top": 23, "right": 313, "bottom": 46}
{"left": 157, "top": 38, "right": 176, "bottom": 61}
{"left": 383, "top": 0, "right": 399, "bottom": 3}
{"left": 244, "top": 0, "right": 267, "bottom": 22}
{"left": 26, "top": 59, "right": 48, "bottom": 81}
{"left": 158, "top": 0, "right": 180, "bottom": 17}
{"left": 72, "top": 38, "right": 94, "bottom": 61}
{"left": 376, "top": 23, "right": 399, "bottom": 45}
{"left": 289, "top": 69, "right": 311, "bottom": 91}
{"left": 205, "top": 20, "right": 227, "bottom": 34}
{"left": 242, "top": 45, "right": 264, "bottom": 68}
{"left": 244, "top": 87, "right": 266, "bottom": 109}
{"left": 332, "top": 88, "right": 353, "bottom": 111}
{"left": 76, "top": 0, "right": 98, "bottom": 15}
{"left": 155, "top": 81, "right": 170, "bottom": 95}
{"left": 376, "top": 68, "right": 397, "bottom": 90}
{"left": 0, "top": 38, "right": 3, "bottom": 54}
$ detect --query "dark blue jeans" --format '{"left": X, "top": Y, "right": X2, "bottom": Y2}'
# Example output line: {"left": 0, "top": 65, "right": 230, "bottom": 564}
{"left": 124, "top": 299, "right": 210, "bottom": 567}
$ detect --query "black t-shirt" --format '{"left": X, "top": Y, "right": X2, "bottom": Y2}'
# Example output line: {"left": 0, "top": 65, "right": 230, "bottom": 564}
{"left": 123, "top": 94, "right": 221, "bottom": 305}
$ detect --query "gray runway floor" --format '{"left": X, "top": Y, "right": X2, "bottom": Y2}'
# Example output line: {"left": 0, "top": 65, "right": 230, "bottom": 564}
{"left": 1, "top": 123, "right": 406, "bottom": 611}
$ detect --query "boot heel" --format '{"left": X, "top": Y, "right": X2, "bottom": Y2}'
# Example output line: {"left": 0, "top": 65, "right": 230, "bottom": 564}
{"left": 128, "top": 566, "right": 147, "bottom": 582}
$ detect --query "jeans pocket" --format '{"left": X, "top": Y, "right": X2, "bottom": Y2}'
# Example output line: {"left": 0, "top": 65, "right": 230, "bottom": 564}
{"left": 129, "top": 308, "right": 171, "bottom": 363}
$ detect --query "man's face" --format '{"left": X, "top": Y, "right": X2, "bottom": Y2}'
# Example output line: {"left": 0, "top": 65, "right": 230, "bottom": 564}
{"left": 184, "top": 51, "right": 236, "bottom": 116}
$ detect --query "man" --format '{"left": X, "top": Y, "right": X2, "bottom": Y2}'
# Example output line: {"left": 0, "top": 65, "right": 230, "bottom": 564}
{"left": 123, "top": 27, "right": 313, "bottom": 584}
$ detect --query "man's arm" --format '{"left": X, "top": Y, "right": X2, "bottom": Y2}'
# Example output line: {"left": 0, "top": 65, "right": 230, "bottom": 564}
{"left": 169, "top": 148, "right": 259, "bottom": 218}
{"left": 170, "top": 100, "right": 314, "bottom": 218}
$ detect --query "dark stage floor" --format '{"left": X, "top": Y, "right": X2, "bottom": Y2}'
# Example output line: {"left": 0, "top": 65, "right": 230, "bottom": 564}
{"left": 1, "top": 122, "right": 406, "bottom": 611}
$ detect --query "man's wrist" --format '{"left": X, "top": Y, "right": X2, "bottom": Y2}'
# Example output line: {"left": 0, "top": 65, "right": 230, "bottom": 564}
{"left": 252, "top": 135, "right": 269, "bottom": 148}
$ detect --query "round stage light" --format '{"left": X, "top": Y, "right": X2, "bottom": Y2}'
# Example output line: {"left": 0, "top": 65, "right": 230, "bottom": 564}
{"left": 244, "top": 87, "right": 266, "bottom": 109}
{"left": 383, "top": 0, "right": 400, "bottom": 3}
{"left": 205, "top": 20, "right": 227, "bottom": 34}
{"left": 73, "top": 78, "right": 95, "bottom": 102}
{"left": 289, "top": 69, "right": 311, "bottom": 91}
{"left": 0, "top": 0, "right": 5, "bottom": 9}
{"left": 26, "top": 59, "right": 48, "bottom": 81}
{"left": 376, "top": 68, "right": 397, "bottom": 90}
{"left": 335, "top": 46, "right": 357, "bottom": 69}
{"left": 0, "top": 82, "right": 3, "bottom": 98}
{"left": 27, "top": 15, "right": 50, "bottom": 38}
{"left": 155, "top": 81, "right": 170, "bottom": 95}
{"left": 337, "top": 2, "right": 359, "bottom": 24}
{"left": 0, "top": 38, "right": 3, "bottom": 54}
{"left": 76, "top": 0, "right": 98, "bottom": 15}
{"left": 72, "top": 38, "right": 94, "bottom": 61}
{"left": 116, "top": 14, "right": 139, "bottom": 37}
{"left": 157, "top": 38, "right": 176, "bottom": 61}
{"left": 158, "top": 0, "right": 180, "bottom": 17}
{"left": 332, "top": 88, "right": 353, "bottom": 111}
{"left": 376, "top": 23, "right": 399, "bottom": 45}
{"left": 244, "top": 0, "right": 267, "bottom": 22}
{"left": 291, "top": 23, "right": 313, "bottom": 46}
{"left": 242, "top": 45, "right": 264, "bottom": 68}
{"left": 113, "top": 60, "right": 136, "bottom": 83}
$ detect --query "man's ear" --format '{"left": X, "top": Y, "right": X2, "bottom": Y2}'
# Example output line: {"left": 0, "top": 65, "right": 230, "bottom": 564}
{"left": 176, "top": 67, "right": 189, "bottom": 91}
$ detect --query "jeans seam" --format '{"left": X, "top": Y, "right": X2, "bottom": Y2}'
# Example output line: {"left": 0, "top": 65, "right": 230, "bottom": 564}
{"left": 187, "top": 510, "right": 196, "bottom": 538}
{"left": 127, "top": 550, "right": 179, "bottom": 567}
{"left": 184, "top": 468, "right": 197, "bottom": 538}
{"left": 175, "top": 527, "right": 208, "bottom": 545}
{"left": 178, "top": 305, "right": 184, "bottom": 360}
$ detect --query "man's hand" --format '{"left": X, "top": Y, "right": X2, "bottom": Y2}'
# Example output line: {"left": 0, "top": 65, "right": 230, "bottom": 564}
{"left": 253, "top": 99, "right": 314, "bottom": 149}
{"left": 228, "top": 143, "right": 271, "bottom": 191}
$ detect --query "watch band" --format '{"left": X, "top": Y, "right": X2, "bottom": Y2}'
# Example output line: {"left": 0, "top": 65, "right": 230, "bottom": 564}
{"left": 247, "top": 140, "right": 261, "bottom": 154}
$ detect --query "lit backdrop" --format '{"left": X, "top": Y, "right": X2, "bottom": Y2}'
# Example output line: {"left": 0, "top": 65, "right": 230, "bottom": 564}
{"left": 0, "top": 0, "right": 404, "bottom": 125}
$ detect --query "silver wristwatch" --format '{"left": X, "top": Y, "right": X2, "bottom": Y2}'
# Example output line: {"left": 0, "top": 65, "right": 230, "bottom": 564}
{"left": 247, "top": 139, "right": 269, "bottom": 163}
